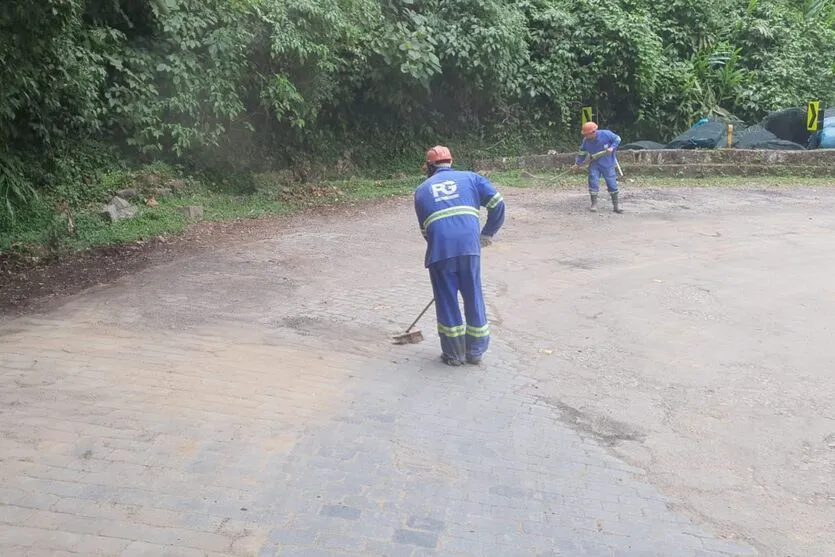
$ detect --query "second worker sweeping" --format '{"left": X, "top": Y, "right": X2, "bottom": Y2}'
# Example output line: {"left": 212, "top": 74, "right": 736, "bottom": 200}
{"left": 573, "top": 121, "right": 624, "bottom": 213}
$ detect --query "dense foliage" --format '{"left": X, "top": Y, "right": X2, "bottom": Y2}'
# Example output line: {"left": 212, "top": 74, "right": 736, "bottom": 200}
{"left": 2, "top": 0, "right": 834, "bottom": 223}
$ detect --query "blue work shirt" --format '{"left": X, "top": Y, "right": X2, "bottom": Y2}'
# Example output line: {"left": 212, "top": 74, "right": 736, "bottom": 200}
{"left": 576, "top": 129, "right": 621, "bottom": 170}
{"left": 414, "top": 168, "right": 506, "bottom": 268}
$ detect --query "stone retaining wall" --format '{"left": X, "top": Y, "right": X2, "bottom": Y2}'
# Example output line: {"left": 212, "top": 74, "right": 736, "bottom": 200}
{"left": 475, "top": 149, "right": 835, "bottom": 177}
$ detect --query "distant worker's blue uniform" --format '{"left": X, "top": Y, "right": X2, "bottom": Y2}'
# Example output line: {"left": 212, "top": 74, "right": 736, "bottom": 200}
{"left": 414, "top": 168, "right": 505, "bottom": 363}
{"left": 576, "top": 129, "right": 621, "bottom": 193}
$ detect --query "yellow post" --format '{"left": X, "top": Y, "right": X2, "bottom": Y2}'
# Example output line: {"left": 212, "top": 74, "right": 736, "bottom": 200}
{"left": 727, "top": 124, "right": 733, "bottom": 148}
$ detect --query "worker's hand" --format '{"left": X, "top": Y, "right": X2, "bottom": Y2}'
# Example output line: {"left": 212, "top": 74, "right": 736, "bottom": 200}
{"left": 606, "top": 147, "right": 615, "bottom": 153}
{"left": 480, "top": 235, "right": 493, "bottom": 247}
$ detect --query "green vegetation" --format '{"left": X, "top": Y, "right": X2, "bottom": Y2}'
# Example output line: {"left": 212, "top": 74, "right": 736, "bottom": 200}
{"left": 0, "top": 165, "right": 423, "bottom": 253}
{"left": 2, "top": 0, "right": 835, "bottom": 252}
{"left": 5, "top": 165, "right": 834, "bottom": 255}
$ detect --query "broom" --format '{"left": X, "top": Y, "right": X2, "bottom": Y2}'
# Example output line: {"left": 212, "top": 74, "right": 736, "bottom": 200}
{"left": 549, "top": 150, "right": 623, "bottom": 183}
{"left": 392, "top": 298, "right": 435, "bottom": 344}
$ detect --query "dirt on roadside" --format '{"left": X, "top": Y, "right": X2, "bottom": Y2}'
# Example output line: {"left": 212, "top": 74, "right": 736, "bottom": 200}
{"left": 1, "top": 239, "right": 168, "bottom": 317}
{"left": 0, "top": 198, "right": 403, "bottom": 319}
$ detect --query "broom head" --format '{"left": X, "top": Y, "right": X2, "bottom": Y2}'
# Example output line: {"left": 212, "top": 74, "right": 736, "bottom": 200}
{"left": 392, "top": 329, "right": 424, "bottom": 345}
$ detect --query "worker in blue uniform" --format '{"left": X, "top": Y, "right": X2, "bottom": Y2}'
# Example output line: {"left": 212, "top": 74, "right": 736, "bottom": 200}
{"left": 413, "top": 145, "right": 506, "bottom": 367}
{"left": 573, "top": 121, "right": 623, "bottom": 213}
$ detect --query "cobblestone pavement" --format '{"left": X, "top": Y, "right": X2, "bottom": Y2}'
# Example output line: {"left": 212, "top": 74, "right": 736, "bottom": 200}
{"left": 2, "top": 184, "right": 834, "bottom": 557}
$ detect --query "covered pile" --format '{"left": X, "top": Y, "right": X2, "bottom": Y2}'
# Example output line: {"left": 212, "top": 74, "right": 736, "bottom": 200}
{"left": 620, "top": 107, "right": 832, "bottom": 151}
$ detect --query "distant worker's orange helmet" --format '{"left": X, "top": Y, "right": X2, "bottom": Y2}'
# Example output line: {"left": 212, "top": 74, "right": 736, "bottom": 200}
{"left": 424, "top": 145, "right": 453, "bottom": 167}
{"left": 582, "top": 122, "right": 598, "bottom": 136}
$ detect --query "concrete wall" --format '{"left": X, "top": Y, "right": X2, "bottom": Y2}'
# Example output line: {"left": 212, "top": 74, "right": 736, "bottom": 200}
{"left": 474, "top": 149, "right": 835, "bottom": 177}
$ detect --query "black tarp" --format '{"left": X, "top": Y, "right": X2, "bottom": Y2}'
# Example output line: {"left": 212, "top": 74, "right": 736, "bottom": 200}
{"left": 714, "top": 124, "right": 779, "bottom": 149}
{"left": 734, "top": 125, "right": 778, "bottom": 148}
{"left": 619, "top": 140, "right": 666, "bottom": 150}
{"left": 760, "top": 108, "right": 811, "bottom": 145}
{"left": 733, "top": 126, "right": 804, "bottom": 149}
{"left": 666, "top": 119, "right": 727, "bottom": 149}
{"left": 744, "top": 139, "right": 806, "bottom": 150}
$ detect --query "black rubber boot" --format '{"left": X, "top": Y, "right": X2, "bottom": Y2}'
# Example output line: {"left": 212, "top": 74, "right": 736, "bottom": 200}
{"left": 589, "top": 193, "right": 599, "bottom": 212}
{"left": 441, "top": 354, "right": 464, "bottom": 367}
{"left": 466, "top": 355, "right": 482, "bottom": 365}
{"left": 611, "top": 191, "right": 623, "bottom": 213}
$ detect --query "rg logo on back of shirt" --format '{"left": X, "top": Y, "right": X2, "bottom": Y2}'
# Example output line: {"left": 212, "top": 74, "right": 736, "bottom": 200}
{"left": 431, "top": 180, "right": 459, "bottom": 202}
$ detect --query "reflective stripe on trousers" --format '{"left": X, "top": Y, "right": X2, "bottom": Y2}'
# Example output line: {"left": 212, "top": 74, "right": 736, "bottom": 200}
{"left": 428, "top": 255, "right": 490, "bottom": 362}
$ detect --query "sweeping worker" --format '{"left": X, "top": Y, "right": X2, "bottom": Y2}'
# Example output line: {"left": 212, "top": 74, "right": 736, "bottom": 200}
{"left": 573, "top": 121, "right": 623, "bottom": 213}
{"left": 413, "top": 145, "right": 506, "bottom": 366}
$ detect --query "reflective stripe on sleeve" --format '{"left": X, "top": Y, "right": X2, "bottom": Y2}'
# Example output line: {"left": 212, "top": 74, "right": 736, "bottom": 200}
{"left": 486, "top": 193, "right": 503, "bottom": 210}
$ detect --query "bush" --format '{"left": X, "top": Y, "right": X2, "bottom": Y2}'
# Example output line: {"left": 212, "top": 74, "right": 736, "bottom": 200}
{"left": 1, "top": 0, "right": 833, "bottom": 225}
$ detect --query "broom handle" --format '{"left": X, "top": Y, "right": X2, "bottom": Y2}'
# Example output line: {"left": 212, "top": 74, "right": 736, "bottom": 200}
{"left": 406, "top": 298, "right": 435, "bottom": 333}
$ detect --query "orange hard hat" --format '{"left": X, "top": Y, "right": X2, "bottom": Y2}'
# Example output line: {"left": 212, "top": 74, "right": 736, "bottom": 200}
{"left": 425, "top": 145, "right": 453, "bottom": 166}
{"left": 582, "top": 122, "right": 598, "bottom": 136}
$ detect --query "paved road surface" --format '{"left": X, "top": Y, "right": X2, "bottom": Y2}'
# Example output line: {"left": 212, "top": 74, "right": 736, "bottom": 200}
{"left": 2, "top": 184, "right": 833, "bottom": 556}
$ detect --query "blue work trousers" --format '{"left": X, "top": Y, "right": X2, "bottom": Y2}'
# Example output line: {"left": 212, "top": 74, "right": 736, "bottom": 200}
{"left": 588, "top": 162, "right": 619, "bottom": 193}
{"left": 428, "top": 255, "right": 490, "bottom": 362}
